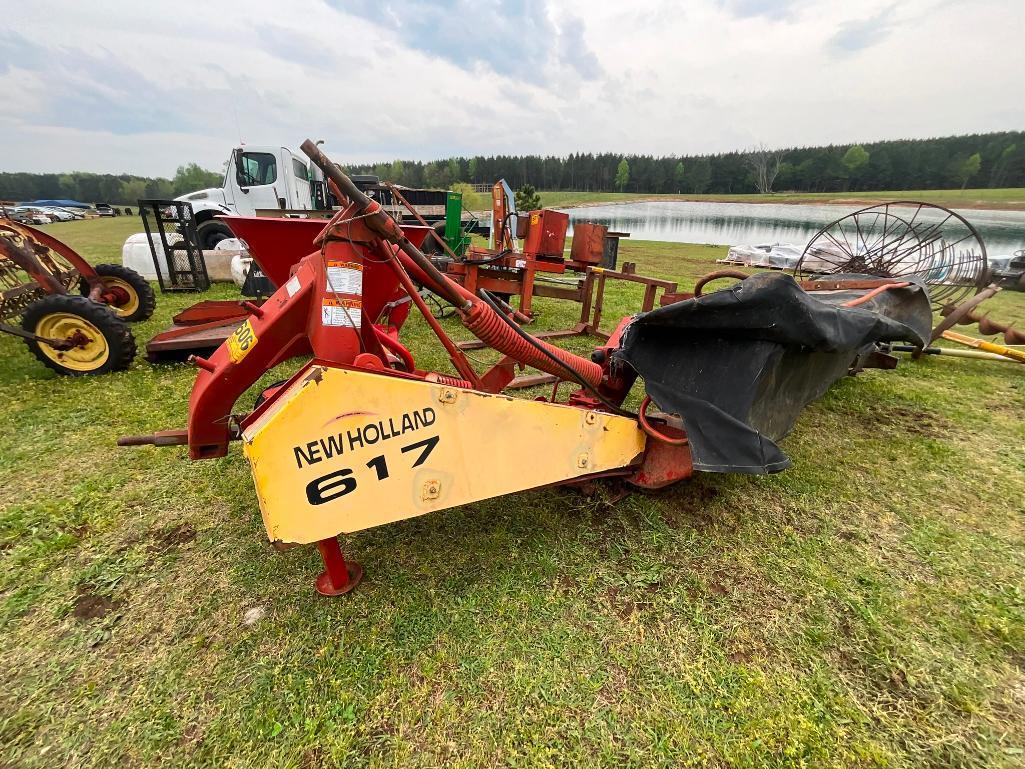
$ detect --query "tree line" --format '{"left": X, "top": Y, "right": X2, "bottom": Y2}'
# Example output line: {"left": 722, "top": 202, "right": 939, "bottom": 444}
{"left": 347, "top": 131, "right": 1025, "bottom": 194}
{"left": 0, "top": 163, "right": 222, "bottom": 204}
{"left": 2, "top": 132, "right": 1022, "bottom": 203}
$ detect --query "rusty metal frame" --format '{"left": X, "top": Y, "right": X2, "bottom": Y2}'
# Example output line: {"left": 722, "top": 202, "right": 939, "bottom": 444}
{"left": 385, "top": 182, "right": 462, "bottom": 262}
{"left": 934, "top": 285, "right": 1025, "bottom": 345}
{"left": 931, "top": 285, "right": 1002, "bottom": 342}
{"left": 0, "top": 220, "right": 109, "bottom": 322}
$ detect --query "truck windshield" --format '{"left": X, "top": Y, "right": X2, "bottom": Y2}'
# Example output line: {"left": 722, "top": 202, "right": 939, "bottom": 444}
{"left": 238, "top": 152, "right": 277, "bottom": 186}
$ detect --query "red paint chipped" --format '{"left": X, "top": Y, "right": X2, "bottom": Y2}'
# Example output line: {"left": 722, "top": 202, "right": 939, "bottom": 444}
{"left": 323, "top": 410, "right": 373, "bottom": 428}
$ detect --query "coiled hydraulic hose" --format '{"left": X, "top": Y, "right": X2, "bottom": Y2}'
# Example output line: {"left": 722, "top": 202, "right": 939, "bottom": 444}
{"left": 302, "top": 140, "right": 604, "bottom": 390}
{"left": 426, "top": 373, "right": 476, "bottom": 388}
{"left": 392, "top": 250, "right": 604, "bottom": 388}
{"left": 463, "top": 297, "right": 603, "bottom": 388}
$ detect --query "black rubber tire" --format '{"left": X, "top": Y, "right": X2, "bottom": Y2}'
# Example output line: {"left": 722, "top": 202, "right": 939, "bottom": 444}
{"left": 254, "top": 379, "right": 290, "bottom": 409}
{"left": 420, "top": 220, "right": 447, "bottom": 255}
{"left": 196, "top": 219, "right": 234, "bottom": 250}
{"left": 80, "top": 263, "right": 157, "bottom": 322}
{"left": 21, "top": 294, "right": 137, "bottom": 376}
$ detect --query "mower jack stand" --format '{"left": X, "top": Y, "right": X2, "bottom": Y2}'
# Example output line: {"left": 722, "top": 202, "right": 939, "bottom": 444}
{"left": 314, "top": 536, "right": 364, "bottom": 596}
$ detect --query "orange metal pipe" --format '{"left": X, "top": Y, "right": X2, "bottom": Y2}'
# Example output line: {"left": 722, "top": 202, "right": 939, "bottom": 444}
{"left": 840, "top": 281, "right": 910, "bottom": 308}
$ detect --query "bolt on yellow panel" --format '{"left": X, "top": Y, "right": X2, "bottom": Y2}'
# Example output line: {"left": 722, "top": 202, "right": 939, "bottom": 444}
{"left": 241, "top": 365, "right": 646, "bottom": 544}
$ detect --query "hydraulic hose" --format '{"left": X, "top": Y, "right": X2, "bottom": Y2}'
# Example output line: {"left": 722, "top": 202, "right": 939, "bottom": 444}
{"left": 301, "top": 140, "right": 468, "bottom": 310}
{"left": 300, "top": 142, "right": 603, "bottom": 389}
{"left": 371, "top": 325, "right": 416, "bottom": 372}
{"left": 693, "top": 269, "right": 749, "bottom": 297}
{"left": 464, "top": 296, "right": 603, "bottom": 388}
{"left": 395, "top": 246, "right": 602, "bottom": 387}
{"left": 840, "top": 281, "right": 911, "bottom": 308}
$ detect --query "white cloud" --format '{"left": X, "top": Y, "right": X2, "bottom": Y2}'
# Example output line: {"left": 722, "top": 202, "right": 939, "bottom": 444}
{"left": 0, "top": 0, "right": 1022, "bottom": 177}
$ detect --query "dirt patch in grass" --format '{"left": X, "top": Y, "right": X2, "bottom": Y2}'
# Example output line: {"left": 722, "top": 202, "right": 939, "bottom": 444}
{"left": 72, "top": 586, "right": 121, "bottom": 620}
{"left": 983, "top": 398, "right": 1025, "bottom": 416}
{"left": 857, "top": 404, "right": 955, "bottom": 439}
{"left": 301, "top": 747, "right": 331, "bottom": 768}
{"left": 148, "top": 523, "right": 197, "bottom": 553}
{"left": 180, "top": 723, "right": 205, "bottom": 749}
{"left": 659, "top": 483, "right": 722, "bottom": 530}
{"left": 605, "top": 586, "right": 642, "bottom": 619}
{"left": 705, "top": 578, "right": 729, "bottom": 597}
{"left": 727, "top": 647, "right": 756, "bottom": 664}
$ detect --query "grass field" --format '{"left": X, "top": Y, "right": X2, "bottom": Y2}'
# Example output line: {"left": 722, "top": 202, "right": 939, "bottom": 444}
{"left": 1, "top": 218, "right": 1024, "bottom": 768}
{"left": 537, "top": 188, "right": 1025, "bottom": 211}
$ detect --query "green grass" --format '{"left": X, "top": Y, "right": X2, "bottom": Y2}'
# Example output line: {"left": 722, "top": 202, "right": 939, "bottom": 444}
{"left": 540, "top": 188, "right": 1025, "bottom": 211}
{"left": 1, "top": 218, "right": 1024, "bottom": 767}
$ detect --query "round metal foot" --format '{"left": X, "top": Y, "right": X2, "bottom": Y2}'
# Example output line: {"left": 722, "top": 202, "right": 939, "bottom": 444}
{"left": 315, "top": 561, "right": 364, "bottom": 596}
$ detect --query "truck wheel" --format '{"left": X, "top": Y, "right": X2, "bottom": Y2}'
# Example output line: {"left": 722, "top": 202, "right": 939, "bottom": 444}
{"left": 80, "top": 264, "right": 157, "bottom": 322}
{"left": 22, "top": 294, "right": 136, "bottom": 376}
{"left": 197, "top": 220, "right": 234, "bottom": 250}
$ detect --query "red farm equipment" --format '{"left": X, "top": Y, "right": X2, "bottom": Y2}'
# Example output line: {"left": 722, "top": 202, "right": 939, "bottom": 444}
{"left": 0, "top": 220, "right": 155, "bottom": 375}
{"left": 121, "top": 141, "right": 938, "bottom": 597}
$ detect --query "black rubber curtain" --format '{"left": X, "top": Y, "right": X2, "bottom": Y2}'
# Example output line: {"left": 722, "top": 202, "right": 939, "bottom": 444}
{"left": 616, "top": 272, "right": 932, "bottom": 474}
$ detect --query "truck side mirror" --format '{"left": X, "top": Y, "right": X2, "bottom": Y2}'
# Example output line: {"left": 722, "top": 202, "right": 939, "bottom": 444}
{"left": 234, "top": 148, "right": 250, "bottom": 192}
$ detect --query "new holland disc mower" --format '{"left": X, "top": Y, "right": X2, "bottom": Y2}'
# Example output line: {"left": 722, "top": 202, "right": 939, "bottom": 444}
{"left": 0, "top": 220, "right": 155, "bottom": 375}
{"left": 121, "top": 141, "right": 942, "bottom": 597}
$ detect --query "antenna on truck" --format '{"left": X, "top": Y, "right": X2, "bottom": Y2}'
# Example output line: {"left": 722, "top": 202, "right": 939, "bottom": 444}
{"left": 231, "top": 101, "right": 243, "bottom": 146}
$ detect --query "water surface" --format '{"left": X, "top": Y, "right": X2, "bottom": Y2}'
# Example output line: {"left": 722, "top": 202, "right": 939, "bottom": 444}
{"left": 560, "top": 201, "right": 1025, "bottom": 256}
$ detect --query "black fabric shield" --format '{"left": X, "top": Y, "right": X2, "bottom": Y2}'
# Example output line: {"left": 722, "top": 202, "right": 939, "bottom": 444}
{"left": 615, "top": 272, "right": 932, "bottom": 474}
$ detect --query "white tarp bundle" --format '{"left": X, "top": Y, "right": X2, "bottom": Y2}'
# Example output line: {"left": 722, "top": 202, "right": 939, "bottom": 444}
{"left": 720, "top": 243, "right": 804, "bottom": 270}
{"left": 721, "top": 242, "right": 853, "bottom": 273}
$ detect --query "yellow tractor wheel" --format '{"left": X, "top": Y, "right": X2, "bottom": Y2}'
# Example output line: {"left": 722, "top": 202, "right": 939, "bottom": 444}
{"left": 21, "top": 295, "right": 136, "bottom": 376}
{"left": 80, "top": 264, "right": 156, "bottom": 322}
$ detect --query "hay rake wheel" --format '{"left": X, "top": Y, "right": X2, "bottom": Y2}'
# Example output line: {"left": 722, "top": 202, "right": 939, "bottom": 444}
{"left": 795, "top": 201, "right": 988, "bottom": 308}
{"left": 0, "top": 219, "right": 151, "bottom": 375}
{"left": 0, "top": 220, "right": 82, "bottom": 320}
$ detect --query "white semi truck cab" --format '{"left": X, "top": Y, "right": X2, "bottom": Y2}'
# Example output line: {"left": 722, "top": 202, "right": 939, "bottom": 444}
{"left": 176, "top": 144, "right": 486, "bottom": 250}
{"left": 177, "top": 145, "right": 327, "bottom": 248}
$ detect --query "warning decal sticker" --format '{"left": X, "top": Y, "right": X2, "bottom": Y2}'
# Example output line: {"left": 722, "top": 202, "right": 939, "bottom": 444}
{"left": 325, "top": 261, "right": 363, "bottom": 295}
{"left": 322, "top": 297, "right": 362, "bottom": 328}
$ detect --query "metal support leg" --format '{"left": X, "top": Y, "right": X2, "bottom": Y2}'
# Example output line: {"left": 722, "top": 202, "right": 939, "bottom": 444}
{"left": 314, "top": 536, "right": 364, "bottom": 596}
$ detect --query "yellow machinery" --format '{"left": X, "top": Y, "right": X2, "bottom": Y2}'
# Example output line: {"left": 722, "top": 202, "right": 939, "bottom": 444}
{"left": 243, "top": 365, "right": 646, "bottom": 544}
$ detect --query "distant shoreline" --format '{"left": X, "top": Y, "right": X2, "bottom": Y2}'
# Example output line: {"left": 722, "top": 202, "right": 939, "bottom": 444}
{"left": 541, "top": 190, "right": 1025, "bottom": 212}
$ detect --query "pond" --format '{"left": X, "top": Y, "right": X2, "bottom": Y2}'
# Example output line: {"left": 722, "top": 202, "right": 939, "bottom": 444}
{"left": 560, "top": 201, "right": 1025, "bottom": 256}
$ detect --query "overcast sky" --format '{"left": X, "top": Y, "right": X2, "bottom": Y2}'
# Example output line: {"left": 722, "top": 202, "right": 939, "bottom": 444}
{"left": 2, "top": 0, "right": 1022, "bottom": 178}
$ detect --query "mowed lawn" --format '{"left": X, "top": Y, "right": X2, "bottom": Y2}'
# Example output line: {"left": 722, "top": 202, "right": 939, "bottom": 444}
{"left": 1, "top": 217, "right": 1023, "bottom": 768}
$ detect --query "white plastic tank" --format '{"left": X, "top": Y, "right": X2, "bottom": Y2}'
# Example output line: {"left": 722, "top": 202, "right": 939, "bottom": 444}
{"left": 215, "top": 238, "right": 250, "bottom": 287}
{"left": 121, "top": 233, "right": 246, "bottom": 283}
{"left": 122, "top": 233, "right": 168, "bottom": 280}
{"left": 230, "top": 254, "right": 252, "bottom": 288}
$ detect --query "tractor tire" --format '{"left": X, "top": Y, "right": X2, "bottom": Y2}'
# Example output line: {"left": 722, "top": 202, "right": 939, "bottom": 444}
{"left": 81, "top": 263, "right": 156, "bottom": 322}
{"left": 21, "top": 294, "right": 136, "bottom": 376}
{"left": 196, "top": 219, "right": 234, "bottom": 250}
